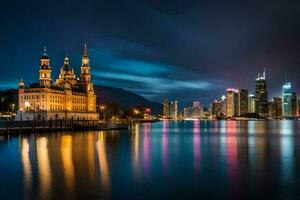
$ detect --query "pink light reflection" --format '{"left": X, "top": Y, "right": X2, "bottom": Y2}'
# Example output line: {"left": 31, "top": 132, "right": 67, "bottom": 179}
{"left": 193, "top": 120, "right": 200, "bottom": 174}
{"left": 162, "top": 120, "right": 169, "bottom": 175}
{"left": 143, "top": 123, "right": 151, "bottom": 176}
{"left": 226, "top": 120, "right": 238, "bottom": 194}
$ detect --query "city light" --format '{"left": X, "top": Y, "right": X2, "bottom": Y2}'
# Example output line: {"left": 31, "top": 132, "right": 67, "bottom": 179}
{"left": 133, "top": 109, "right": 140, "bottom": 115}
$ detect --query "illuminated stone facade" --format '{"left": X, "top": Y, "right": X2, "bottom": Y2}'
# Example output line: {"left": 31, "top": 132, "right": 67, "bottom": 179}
{"left": 15, "top": 45, "right": 98, "bottom": 121}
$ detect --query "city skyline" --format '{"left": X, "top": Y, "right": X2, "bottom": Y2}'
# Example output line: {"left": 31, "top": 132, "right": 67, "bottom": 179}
{"left": 1, "top": 0, "right": 300, "bottom": 106}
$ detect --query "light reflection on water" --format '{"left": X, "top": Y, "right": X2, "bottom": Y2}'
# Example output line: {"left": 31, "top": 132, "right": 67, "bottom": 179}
{"left": 21, "top": 138, "right": 32, "bottom": 199}
{"left": 36, "top": 137, "right": 52, "bottom": 200}
{"left": 61, "top": 135, "right": 75, "bottom": 197}
{"left": 0, "top": 120, "right": 300, "bottom": 199}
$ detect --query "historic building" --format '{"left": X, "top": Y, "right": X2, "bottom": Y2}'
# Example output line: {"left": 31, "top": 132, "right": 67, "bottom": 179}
{"left": 15, "top": 45, "right": 98, "bottom": 121}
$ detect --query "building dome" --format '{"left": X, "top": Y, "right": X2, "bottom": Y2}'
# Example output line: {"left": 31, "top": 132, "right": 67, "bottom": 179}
{"left": 40, "top": 47, "right": 51, "bottom": 69}
{"left": 61, "top": 56, "right": 73, "bottom": 73}
{"left": 41, "top": 53, "right": 49, "bottom": 59}
{"left": 18, "top": 79, "right": 25, "bottom": 88}
{"left": 56, "top": 56, "right": 77, "bottom": 86}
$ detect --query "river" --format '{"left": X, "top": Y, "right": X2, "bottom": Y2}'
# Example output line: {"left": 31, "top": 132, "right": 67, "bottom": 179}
{"left": 0, "top": 120, "right": 300, "bottom": 199}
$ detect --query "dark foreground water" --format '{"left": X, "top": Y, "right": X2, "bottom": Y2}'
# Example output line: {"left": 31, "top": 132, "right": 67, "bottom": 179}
{"left": 1, "top": 120, "right": 300, "bottom": 199}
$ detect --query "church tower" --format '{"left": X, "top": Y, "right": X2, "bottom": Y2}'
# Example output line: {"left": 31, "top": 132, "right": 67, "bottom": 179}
{"left": 80, "top": 44, "right": 91, "bottom": 85}
{"left": 80, "top": 44, "right": 96, "bottom": 113}
{"left": 39, "top": 47, "right": 52, "bottom": 87}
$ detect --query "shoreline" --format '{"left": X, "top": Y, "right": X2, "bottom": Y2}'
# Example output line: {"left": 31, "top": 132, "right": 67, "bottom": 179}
{"left": 0, "top": 119, "right": 161, "bottom": 135}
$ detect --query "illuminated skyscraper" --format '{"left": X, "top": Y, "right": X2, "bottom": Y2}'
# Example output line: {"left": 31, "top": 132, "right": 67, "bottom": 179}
{"left": 272, "top": 97, "right": 282, "bottom": 119}
{"left": 282, "top": 82, "right": 292, "bottom": 118}
{"left": 211, "top": 99, "right": 221, "bottom": 119}
{"left": 192, "top": 101, "right": 202, "bottom": 118}
{"left": 226, "top": 88, "right": 239, "bottom": 117}
{"left": 255, "top": 70, "right": 268, "bottom": 117}
{"left": 291, "top": 92, "right": 298, "bottom": 117}
{"left": 169, "top": 101, "right": 178, "bottom": 119}
{"left": 221, "top": 95, "right": 226, "bottom": 115}
{"left": 268, "top": 101, "right": 273, "bottom": 117}
{"left": 239, "top": 89, "right": 248, "bottom": 116}
{"left": 183, "top": 107, "right": 193, "bottom": 118}
{"left": 248, "top": 94, "right": 255, "bottom": 113}
{"left": 163, "top": 99, "right": 170, "bottom": 118}
{"left": 163, "top": 99, "right": 178, "bottom": 119}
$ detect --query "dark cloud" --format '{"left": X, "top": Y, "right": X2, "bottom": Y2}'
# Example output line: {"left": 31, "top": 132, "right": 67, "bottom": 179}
{"left": 1, "top": 0, "right": 300, "bottom": 107}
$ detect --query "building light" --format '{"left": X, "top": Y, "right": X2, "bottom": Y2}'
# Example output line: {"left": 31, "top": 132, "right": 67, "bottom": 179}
{"left": 25, "top": 101, "right": 30, "bottom": 107}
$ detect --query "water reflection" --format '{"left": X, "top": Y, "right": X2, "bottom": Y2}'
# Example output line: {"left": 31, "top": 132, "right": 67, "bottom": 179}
{"left": 60, "top": 135, "right": 75, "bottom": 195}
{"left": 87, "top": 132, "right": 96, "bottom": 184}
{"left": 226, "top": 121, "right": 238, "bottom": 193}
{"left": 36, "top": 137, "right": 52, "bottom": 199}
{"left": 3, "top": 121, "right": 300, "bottom": 199}
{"left": 280, "top": 121, "right": 295, "bottom": 183}
{"left": 21, "top": 138, "right": 32, "bottom": 198}
{"left": 143, "top": 123, "right": 151, "bottom": 176}
{"left": 193, "top": 120, "right": 200, "bottom": 173}
{"left": 132, "top": 124, "right": 140, "bottom": 179}
{"left": 96, "top": 131, "right": 110, "bottom": 193}
{"left": 162, "top": 120, "right": 169, "bottom": 175}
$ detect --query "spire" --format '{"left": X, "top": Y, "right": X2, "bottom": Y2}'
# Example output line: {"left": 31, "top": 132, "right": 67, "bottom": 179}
{"left": 41, "top": 46, "right": 49, "bottom": 59}
{"left": 81, "top": 44, "right": 89, "bottom": 67}
{"left": 64, "top": 56, "right": 69, "bottom": 64}
{"left": 263, "top": 67, "right": 266, "bottom": 79}
{"left": 83, "top": 44, "right": 88, "bottom": 58}
{"left": 285, "top": 73, "right": 288, "bottom": 84}
{"left": 65, "top": 50, "right": 68, "bottom": 58}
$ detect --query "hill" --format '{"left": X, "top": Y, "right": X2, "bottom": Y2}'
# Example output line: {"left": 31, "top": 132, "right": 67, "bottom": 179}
{"left": 94, "top": 85, "right": 162, "bottom": 115}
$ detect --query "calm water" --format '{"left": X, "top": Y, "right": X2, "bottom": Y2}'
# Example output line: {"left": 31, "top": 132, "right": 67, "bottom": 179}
{"left": 1, "top": 120, "right": 300, "bottom": 199}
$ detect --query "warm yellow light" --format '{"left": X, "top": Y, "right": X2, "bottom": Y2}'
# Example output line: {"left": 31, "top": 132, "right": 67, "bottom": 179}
{"left": 133, "top": 109, "right": 140, "bottom": 115}
{"left": 25, "top": 101, "right": 30, "bottom": 107}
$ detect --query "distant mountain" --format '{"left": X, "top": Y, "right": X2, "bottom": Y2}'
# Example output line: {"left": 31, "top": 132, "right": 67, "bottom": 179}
{"left": 94, "top": 85, "right": 162, "bottom": 115}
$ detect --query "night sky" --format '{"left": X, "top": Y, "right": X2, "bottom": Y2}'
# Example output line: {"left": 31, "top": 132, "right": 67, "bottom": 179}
{"left": 1, "top": 0, "right": 300, "bottom": 106}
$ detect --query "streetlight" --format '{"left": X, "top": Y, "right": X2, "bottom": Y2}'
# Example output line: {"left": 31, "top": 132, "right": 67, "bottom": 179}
{"left": 133, "top": 109, "right": 140, "bottom": 115}
{"left": 97, "top": 104, "right": 106, "bottom": 122}
{"left": 133, "top": 109, "right": 140, "bottom": 120}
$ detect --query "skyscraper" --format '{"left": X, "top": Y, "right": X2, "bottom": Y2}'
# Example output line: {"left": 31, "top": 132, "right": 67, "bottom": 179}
{"left": 169, "top": 101, "right": 178, "bottom": 119}
{"left": 183, "top": 107, "right": 193, "bottom": 118}
{"left": 192, "top": 101, "right": 202, "bottom": 118}
{"left": 239, "top": 89, "right": 248, "bottom": 116}
{"left": 211, "top": 99, "right": 221, "bottom": 119}
{"left": 282, "top": 82, "right": 292, "bottom": 118}
{"left": 255, "top": 70, "right": 268, "bottom": 117}
{"left": 272, "top": 97, "right": 282, "bottom": 119}
{"left": 268, "top": 101, "right": 273, "bottom": 118}
{"left": 248, "top": 94, "right": 255, "bottom": 113}
{"left": 220, "top": 95, "right": 226, "bottom": 116}
{"left": 163, "top": 99, "right": 178, "bottom": 119}
{"left": 163, "top": 99, "right": 170, "bottom": 118}
{"left": 226, "top": 88, "right": 239, "bottom": 117}
{"left": 291, "top": 92, "right": 298, "bottom": 117}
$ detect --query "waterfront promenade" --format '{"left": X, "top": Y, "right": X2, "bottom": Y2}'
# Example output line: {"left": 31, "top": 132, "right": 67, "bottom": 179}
{"left": 0, "top": 119, "right": 128, "bottom": 134}
{"left": 0, "top": 118, "right": 161, "bottom": 134}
